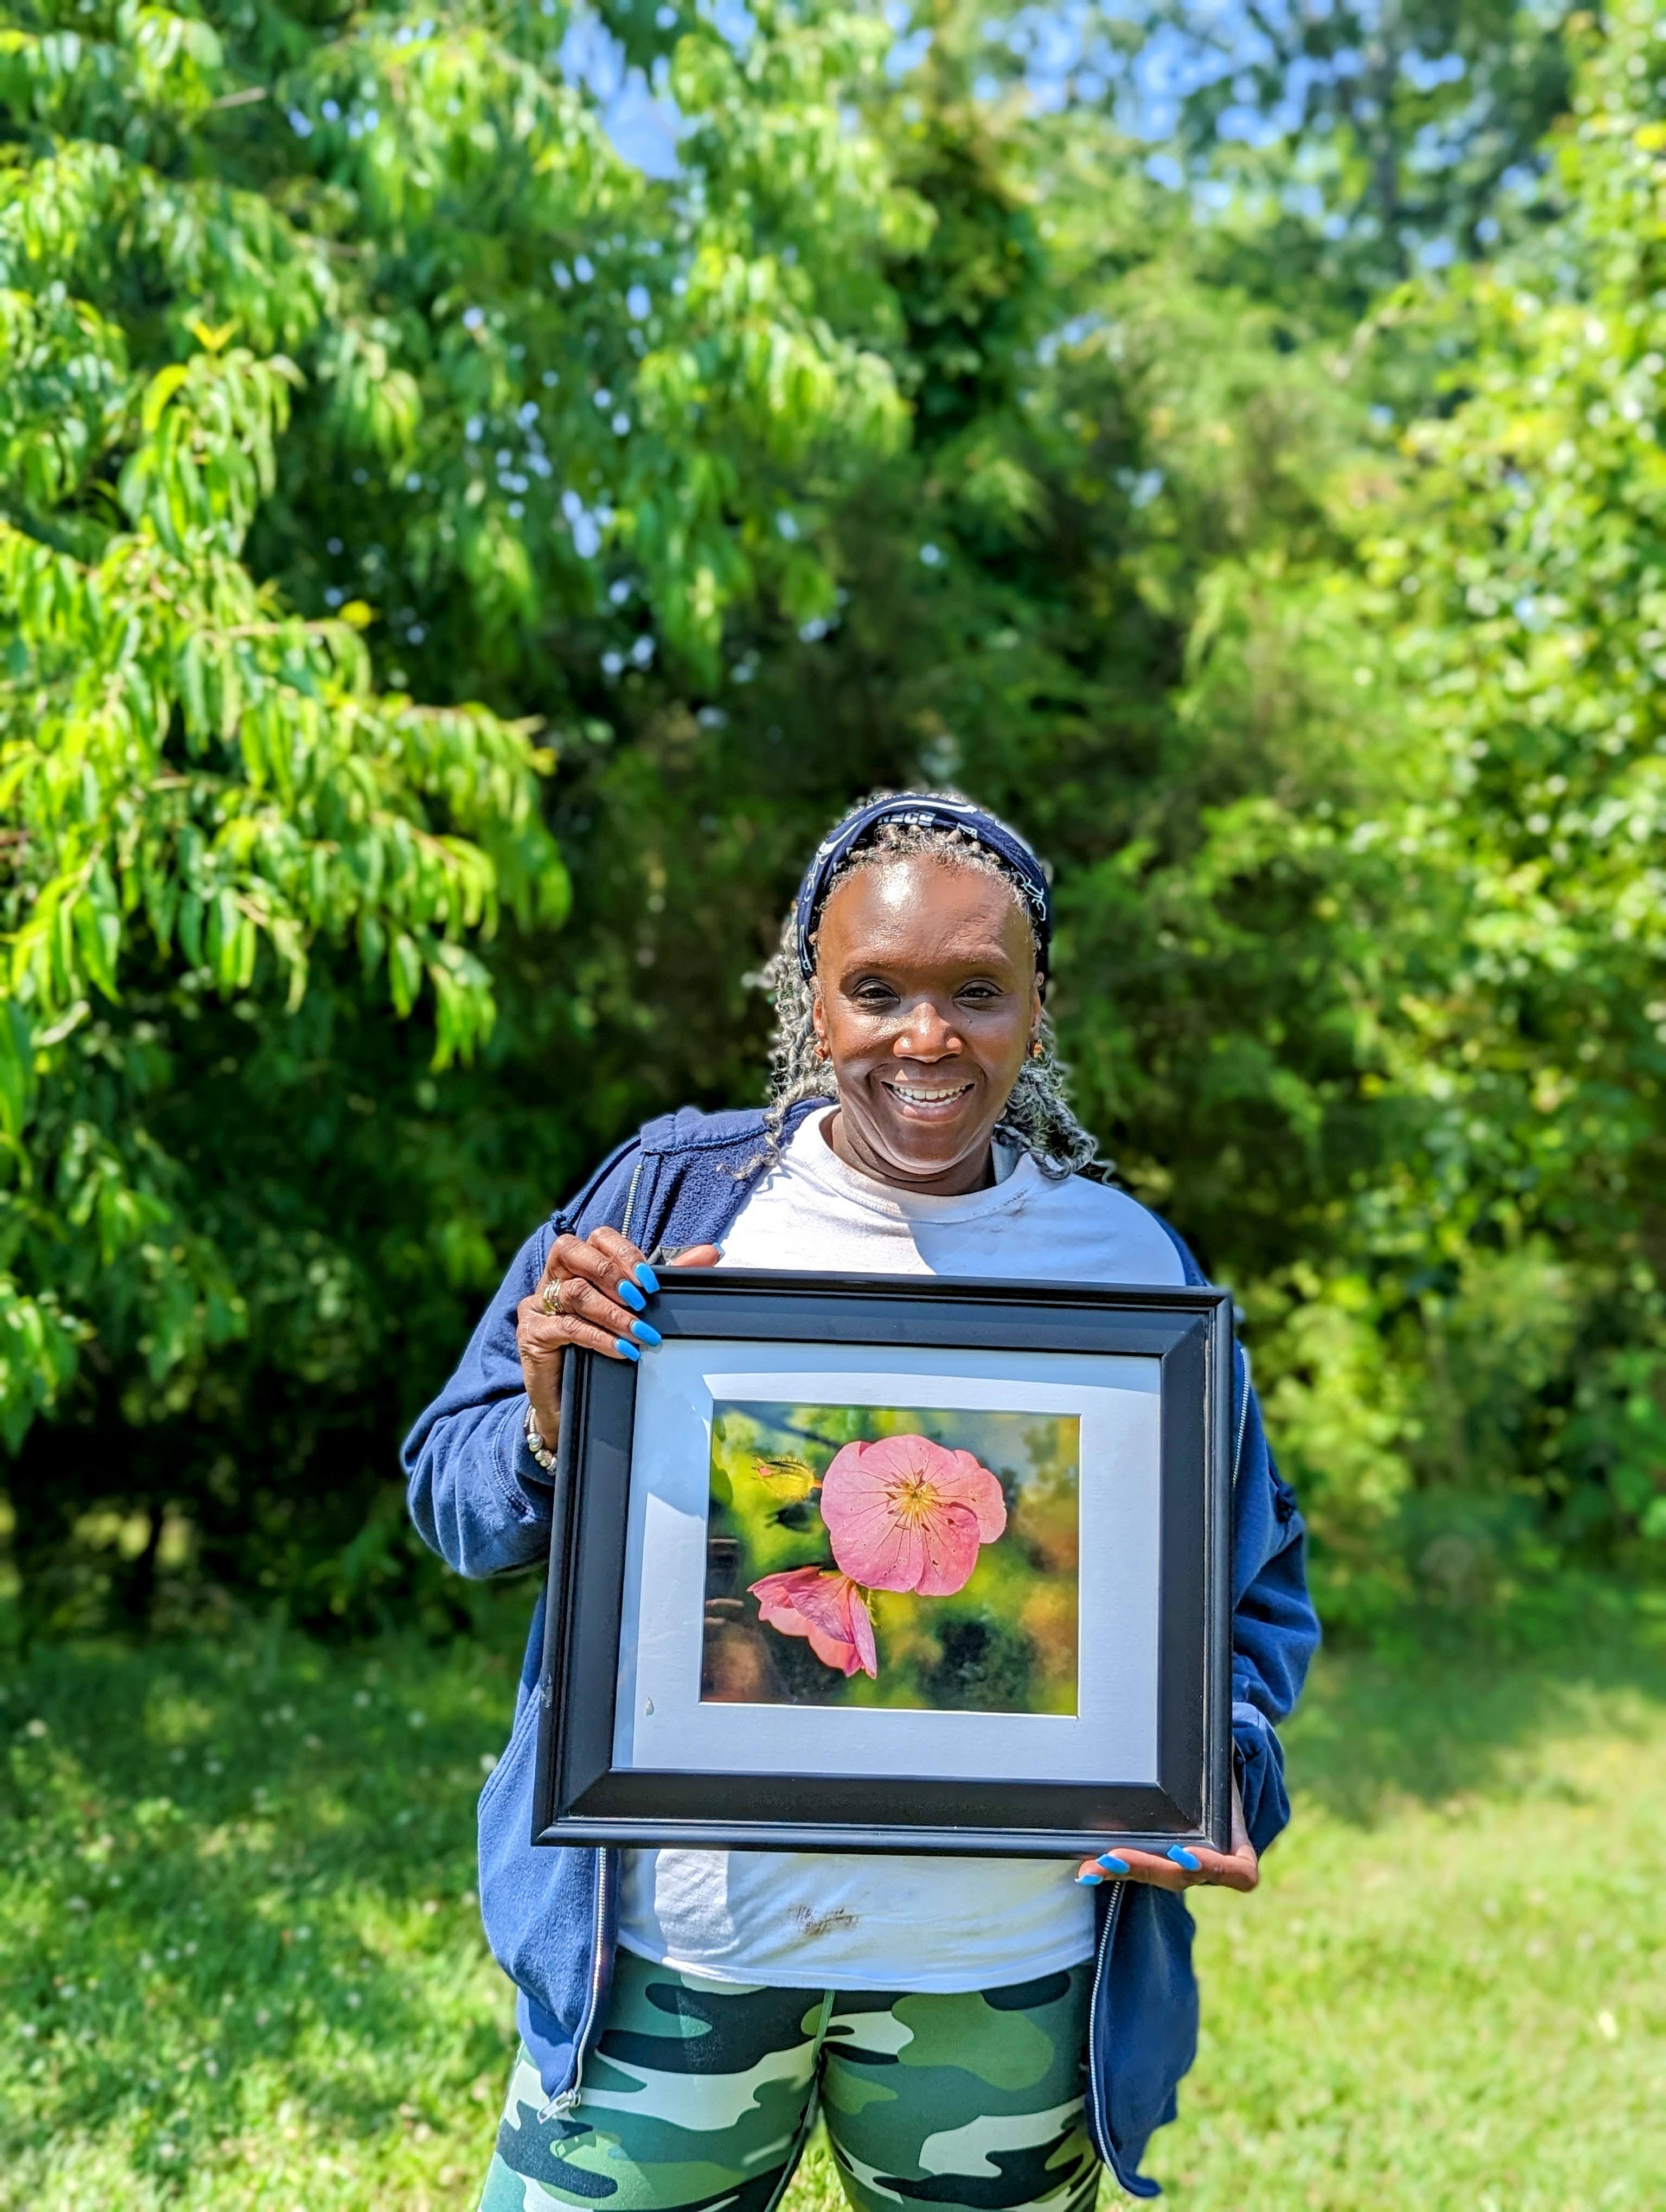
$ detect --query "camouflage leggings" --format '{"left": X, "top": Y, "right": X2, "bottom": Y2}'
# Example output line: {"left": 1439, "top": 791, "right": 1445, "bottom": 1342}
{"left": 479, "top": 1948, "right": 1100, "bottom": 2212}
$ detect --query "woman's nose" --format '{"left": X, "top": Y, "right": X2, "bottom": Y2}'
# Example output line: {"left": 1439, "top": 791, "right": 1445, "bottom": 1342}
{"left": 894, "top": 1001, "right": 959, "bottom": 1058}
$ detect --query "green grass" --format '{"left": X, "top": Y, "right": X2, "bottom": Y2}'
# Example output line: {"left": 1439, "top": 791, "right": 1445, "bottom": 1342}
{"left": 1140, "top": 1602, "right": 1666, "bottom": 2210}
{"left": 0, "top": 1609, "right": 524, "bottom": 2209}
{"left": 2, "top": 1591, "right": 1664, "bottom": 2209}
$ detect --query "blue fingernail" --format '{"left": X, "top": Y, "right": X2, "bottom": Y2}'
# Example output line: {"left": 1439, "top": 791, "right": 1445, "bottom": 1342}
{"left": 614, "top": 1339, "right": 642, "bottom": 1362}
{"left": 633, "top": 1262, "right": 659, "bottom": 1295}
{"left": 1097, "top": 1854, "right": 1130, "bottom": 1875}
{"left": 1167, "top": 1846, "right": 1201, "bottom": 1871}
{"left": 1074, "top": 1869, "right": 1104, "bottom": 1886}
{"left": 630, "top": 1320, "right": 662, "bottom": 1347}
{"left": 616, "top": 1278, "right": 645, "bottom": 1312}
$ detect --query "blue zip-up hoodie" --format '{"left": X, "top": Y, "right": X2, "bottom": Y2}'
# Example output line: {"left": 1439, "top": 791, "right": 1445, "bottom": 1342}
{"left": 403, "top": 1102, "right": 1319, "bottom": 2198}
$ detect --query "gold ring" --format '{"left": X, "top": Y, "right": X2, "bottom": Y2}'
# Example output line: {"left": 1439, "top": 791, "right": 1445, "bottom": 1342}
{"left": 542, "top": 1277, "right": 565, "bottom": 1316}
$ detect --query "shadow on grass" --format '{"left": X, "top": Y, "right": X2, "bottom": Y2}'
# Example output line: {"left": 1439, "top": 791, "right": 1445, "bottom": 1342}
{"left": 1286, "top": 1577, "right": 1666, "bottom": 1827}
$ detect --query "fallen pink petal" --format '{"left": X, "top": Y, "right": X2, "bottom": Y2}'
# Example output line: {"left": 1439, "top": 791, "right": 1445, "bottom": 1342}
{"left": 748, "top": 1566, "right": 877, "bottom": 1678}
{"left": 819, "top": 1433, "right": 1007, "bottom": 1597}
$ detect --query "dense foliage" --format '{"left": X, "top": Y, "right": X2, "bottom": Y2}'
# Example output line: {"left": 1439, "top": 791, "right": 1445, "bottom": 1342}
{"left": 1, "top": 0, "right": 1662, "bottom": 1632}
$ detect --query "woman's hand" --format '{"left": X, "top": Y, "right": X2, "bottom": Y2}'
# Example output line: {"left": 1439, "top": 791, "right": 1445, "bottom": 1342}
{"left": 515, "top": 1230, "right": 720, "bottom": 1456}
{"left": 1074, "top": 1777, "right": 1258, "bottom": 1895}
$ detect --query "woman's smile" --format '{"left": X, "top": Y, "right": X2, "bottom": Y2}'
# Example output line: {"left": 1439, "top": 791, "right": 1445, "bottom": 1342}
{"left": 879, "top": 1074, "right": 977, "bottom": 1115}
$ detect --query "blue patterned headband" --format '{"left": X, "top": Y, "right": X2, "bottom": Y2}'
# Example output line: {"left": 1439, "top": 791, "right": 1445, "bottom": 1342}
{"left": 793, "top": 794, "right": 1053, "bottom": 985}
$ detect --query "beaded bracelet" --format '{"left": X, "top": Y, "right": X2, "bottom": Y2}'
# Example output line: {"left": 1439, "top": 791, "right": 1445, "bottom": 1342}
{"left": 524, "top": 1399, "right": 558, "bottom": 1472}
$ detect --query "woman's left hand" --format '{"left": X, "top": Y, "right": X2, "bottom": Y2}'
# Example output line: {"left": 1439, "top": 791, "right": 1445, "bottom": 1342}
{"left": 1074, "top": 1777, "right": 1258, "bottom": 1894}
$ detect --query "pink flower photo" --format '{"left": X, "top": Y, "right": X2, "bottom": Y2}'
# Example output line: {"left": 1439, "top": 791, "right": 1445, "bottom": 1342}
{"left": 701, "top": 1400, "right": 1080, "bottom": 1715}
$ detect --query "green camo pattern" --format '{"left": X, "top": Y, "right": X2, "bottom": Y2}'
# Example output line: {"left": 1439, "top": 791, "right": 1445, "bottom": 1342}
{"left": 478, "top": 1949, "right": 1100, "bottom": 2212}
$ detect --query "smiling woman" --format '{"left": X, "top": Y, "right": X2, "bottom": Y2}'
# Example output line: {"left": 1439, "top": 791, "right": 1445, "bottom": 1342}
{"left": 807, "top": 856, "right": 1045, "bottom": 1191}
{"left": 760, "top": 799, "right": 1100, "bottom": 1186}
{"left": 401, "top": 790, "right": 1318, "bottom": 2212}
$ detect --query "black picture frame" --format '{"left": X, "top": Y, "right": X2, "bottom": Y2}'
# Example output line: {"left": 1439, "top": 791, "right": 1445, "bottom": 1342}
{"left": 533, "top": 1269, "right": 1233, "bottom": 1859}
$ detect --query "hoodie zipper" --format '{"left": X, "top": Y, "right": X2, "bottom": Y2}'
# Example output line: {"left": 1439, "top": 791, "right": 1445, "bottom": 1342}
{"left": 1085, "top": 1877, "right": 1126, "bottom": 2164}
{"left": 620, "top": 1160, "right": 645, "bottom": 1245}
{"left": 544, "top": 1848, "right": 614, "bottom": 2118}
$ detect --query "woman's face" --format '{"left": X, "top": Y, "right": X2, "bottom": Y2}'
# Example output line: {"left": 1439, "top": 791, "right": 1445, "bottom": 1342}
{"left": 811, "top": 855, "right": 1041, "bottom": 1195}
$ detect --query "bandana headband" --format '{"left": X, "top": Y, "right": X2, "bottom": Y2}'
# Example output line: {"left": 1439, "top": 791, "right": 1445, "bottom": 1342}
{"left": 793, "top": 794, "right": 1053, "bottom": 985}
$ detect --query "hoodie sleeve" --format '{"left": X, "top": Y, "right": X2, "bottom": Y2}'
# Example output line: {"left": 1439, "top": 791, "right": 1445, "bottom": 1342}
{"left": 1228, "top": 1345, "right": 1321, "bottom": 1856}
{"left": 401, "top": 1138, "right": 644, "bottom": 1579}
{"left": 1149, "top": 1209, "right": 1321, "bottom": 1857}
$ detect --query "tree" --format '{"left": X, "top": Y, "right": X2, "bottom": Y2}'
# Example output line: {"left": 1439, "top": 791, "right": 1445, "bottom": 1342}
{"left": 1328, "top": 0, "right": 1666, "bottom": 1561}
{"left": 0, "top": 0, "right": 919, "bottom": 1624}
{"left": 973, "top": 1, "right": 1573, "bottom": 306}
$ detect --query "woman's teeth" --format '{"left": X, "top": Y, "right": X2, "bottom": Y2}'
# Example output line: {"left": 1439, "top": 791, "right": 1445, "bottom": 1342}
{"left": 886, "top": 1081, "right": 972, "bottom": 1104}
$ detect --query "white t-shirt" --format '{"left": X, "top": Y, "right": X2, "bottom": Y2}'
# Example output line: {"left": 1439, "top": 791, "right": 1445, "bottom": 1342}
{"left": 617, "top": 1106, "right": 1186, "bottom": 1991}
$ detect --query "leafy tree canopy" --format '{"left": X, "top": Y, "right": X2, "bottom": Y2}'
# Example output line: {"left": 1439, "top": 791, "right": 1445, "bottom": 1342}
{"left": 0, "top": 0, "right": 918, "bottom": 1616}
{"left": 4, "top": 0, "right": 1663, "bottom": 1633}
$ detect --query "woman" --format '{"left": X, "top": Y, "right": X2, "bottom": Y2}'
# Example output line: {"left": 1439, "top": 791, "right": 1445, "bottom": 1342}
{"left": 405, "top": 792, "right": 1318, "bottom": 2211}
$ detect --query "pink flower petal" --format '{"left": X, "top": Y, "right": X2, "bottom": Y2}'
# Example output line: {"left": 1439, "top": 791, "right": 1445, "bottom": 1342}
{"left": 946, "top": 1449, "right": 1008, "bottom": 1542}
{"left": 750, "top": 1567, "right": 824, "bottom": 1629}
{"left": 784, "top": 1570, "right": 862, "bottom": 1641}
{"left": 846, "top": 1585, "right": 876, "bottom": 1677}
{"left": 910, "top": 1499, "right": 983, "bottom": 1597}
{"left": 747, "top": 1568, "right": 876, "bottom": 1679}
{"left": 825, "top": 1489, "right": 930, "bottom": 1592}
{"left": 804, "top": 1625, "right": 860, "bottom": 1676}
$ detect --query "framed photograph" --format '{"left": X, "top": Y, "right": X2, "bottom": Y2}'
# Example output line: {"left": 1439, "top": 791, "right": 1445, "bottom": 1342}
{"left": 533, "top": 1270, "right": 1233, "bottom": 1858}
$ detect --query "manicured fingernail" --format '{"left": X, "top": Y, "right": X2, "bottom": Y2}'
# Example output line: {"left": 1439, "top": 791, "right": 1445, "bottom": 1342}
{"left": 1167, "top": 1846, "right": 1201, "bottom": 1871}
{"left": 615, "top": 1278, "right": 646, "bottom": 1312}
{"left": 1097, "top": 1854, "right": 1130, "bottom": 1875}
{"left": 613, "top": 1339, "right": 641, "bottom": 1362}
{"left": 633, "top": 1262, "right": 659, "bottom": 1295}
{"left": 630, "top": 1319, "right": 662, "bottom": 1347}
{"left": 1074, "top": 1869, "right": 1104, "bottom": 1886}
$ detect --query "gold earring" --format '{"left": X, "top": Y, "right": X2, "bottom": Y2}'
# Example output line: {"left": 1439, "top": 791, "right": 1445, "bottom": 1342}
{"left": 1029, "top": 1038, "right": 1043, "bottom": 1060}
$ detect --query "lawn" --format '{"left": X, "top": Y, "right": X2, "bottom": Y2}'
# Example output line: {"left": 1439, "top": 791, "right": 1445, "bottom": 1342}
{"left": 2, "top": 1586, "right": 1662, "bottom": 2210}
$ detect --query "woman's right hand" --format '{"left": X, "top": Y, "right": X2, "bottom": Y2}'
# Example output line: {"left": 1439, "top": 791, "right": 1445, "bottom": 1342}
{"left": 515, "top": 1228, "right": 720, "bottom": 1456}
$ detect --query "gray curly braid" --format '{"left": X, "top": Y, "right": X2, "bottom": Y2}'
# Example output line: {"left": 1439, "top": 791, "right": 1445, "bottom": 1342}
{"left": 756, "top": 795, "right": 1104, "bottom": 1180}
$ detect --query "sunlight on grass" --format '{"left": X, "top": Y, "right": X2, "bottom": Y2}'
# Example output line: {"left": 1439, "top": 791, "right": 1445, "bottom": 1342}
{"left": 1141, "top": 1609, "right": 1666, "bottom": 2210}
{"left": 2, "top": 1595, "right": 1663, "bottom": 2208}
{"left": 0, "top": 1614, "right": 524, "bottom": 2209}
